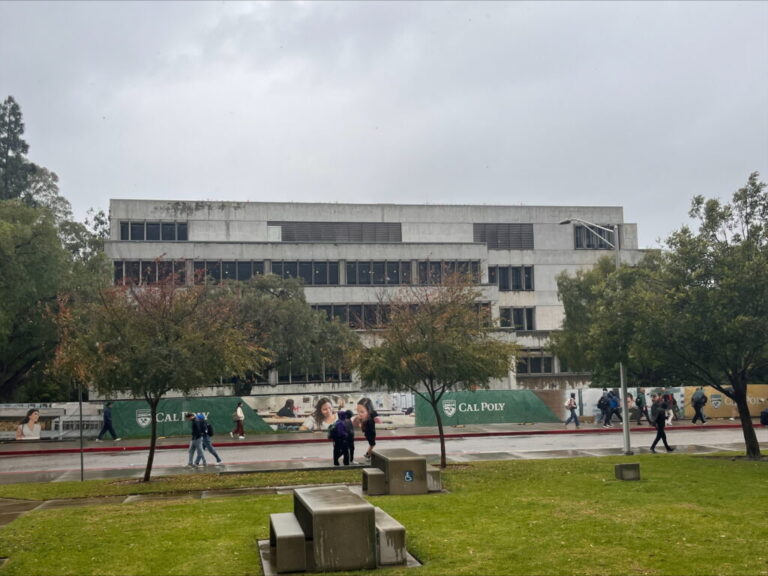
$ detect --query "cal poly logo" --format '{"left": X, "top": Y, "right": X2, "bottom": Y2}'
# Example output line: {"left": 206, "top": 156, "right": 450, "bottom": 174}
{"left": 442, "top": 399, "right": 457, "bottom": 417}
{"left": 136, "top": 409, "right": 152, "bottom": 428}
{"left": 710, "top": 394, "right": 723, "bottom": 409}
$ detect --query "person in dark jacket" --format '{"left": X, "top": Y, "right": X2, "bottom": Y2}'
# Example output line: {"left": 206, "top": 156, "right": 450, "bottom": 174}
{"left": 195, "top": 413, "right": 222, "bottom": 466}
{"left": 635, "top": 388, "right": 651, "bottom": 426}
{"left": 354, "top": 397, "right": 378, "bottom": 459}
{"left": 691, "top": 387, "right": 708, "bottom": 424}
{"left": 650, "top": 402, "right": 675, "bottom": 453}
{"left": 276, "top": 399, "right": 295, "bottom": 417}
{"left": 186, "top": 412, "right": 207, "bottom": 467}
{"left": 96, "top": 402, "right": 121, "bottom": 442}
{"left": 344, "top": 410, "right": 355, "bottom": 463}
{"left": 330, "top": 410, "right": 351, "bottom": 466}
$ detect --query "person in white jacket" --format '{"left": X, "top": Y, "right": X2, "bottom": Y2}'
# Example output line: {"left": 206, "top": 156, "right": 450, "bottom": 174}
{"left": 230, "top": 401, "right": 245, "bottom": 439}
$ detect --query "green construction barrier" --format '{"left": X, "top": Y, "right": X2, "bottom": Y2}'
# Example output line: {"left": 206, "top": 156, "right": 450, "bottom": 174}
{"left": 108, "top": 397, "right": 273, "bottom": 439}
{"left": 415, "top": 390, "right": 559, "bottom": 426}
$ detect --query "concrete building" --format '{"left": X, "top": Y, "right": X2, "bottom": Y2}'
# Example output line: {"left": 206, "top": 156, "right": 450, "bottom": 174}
{"left": 105, "top": 199, "right": 645, "bottom": 394}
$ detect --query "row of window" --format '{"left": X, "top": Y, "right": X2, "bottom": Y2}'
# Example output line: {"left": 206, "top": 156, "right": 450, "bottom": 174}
{"left": 113, "top": 259, "right": 485, "bottom": 287}
{"left": 499, "top": 307, "right": 536, "bottom": 331}
{"left": 574, "top": 224, "right": 615, "bottom": 250}
{"left": 119, "top": 221, "right": 188, "bottom": 242}
{"left": 312, "top": 303, "right": 494, "bottom": 330}
{"left": 488, "top": 266, "right": 534, "bottom": 291}
{"left": 116, "top": 220, "right": 616, "bottom": 253}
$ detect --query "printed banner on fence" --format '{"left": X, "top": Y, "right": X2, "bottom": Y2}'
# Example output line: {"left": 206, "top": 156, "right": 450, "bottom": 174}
{"left": 415, "top": 390, "right": 559, "bottom": 426}
{"left": 109, "top": 397, "right": 272, "bottom": 438}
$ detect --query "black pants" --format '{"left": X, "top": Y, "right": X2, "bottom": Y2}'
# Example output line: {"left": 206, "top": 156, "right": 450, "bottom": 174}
{"left": 333, "top": 441, "right": 350, "bottom": 466}
{"left": 651, "top": 428, "right": 671, "bottom": 450}
{"left": 692, "top": 405, "right": 706, "bottom": 423}
{"left": 97, "top": 422, "right": 118, "bottom": 440}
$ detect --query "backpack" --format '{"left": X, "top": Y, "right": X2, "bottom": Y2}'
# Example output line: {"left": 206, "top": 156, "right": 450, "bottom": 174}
{"left": 205, "top": 423, "right": 214, "bottom": 437}
{"left": 597, "top": 396, "right": 608, "bottom": 410}
{"left": 332, "top": 420, "right": 348, "bottom": 441}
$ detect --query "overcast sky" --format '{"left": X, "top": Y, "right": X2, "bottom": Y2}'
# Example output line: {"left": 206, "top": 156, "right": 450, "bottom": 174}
{"left": 1, "top": 1, "right": 766, "bottom": 248}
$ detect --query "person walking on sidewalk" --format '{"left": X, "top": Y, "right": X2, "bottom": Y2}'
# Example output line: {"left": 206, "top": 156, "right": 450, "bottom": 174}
{"left": 196, "top": 413, "right": 222, "bottom": 466}
{"left": 186, "top": 412, "right": 207, "bottom": 467}
{"left": 691, "top": 387, "right": 708, "bottom": 424}
{"left": 230, "top": 401, "right": 245, "bottom": 439}
{"left": 564, "top": 393, "right": 579, "bottom": 429}
{"left": 96, "top": 402, "right": 121, "bottom": 442}
{"left": 650, "top": 402, "right": 675, "bottom": 454}
{"left": 635, "top": 388, "right": 651, "bottom": 425}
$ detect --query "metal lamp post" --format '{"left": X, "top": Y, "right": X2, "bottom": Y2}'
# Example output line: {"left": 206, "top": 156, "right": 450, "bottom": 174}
{"left": 560, "top": 218, "right": 632, "bottom": 455}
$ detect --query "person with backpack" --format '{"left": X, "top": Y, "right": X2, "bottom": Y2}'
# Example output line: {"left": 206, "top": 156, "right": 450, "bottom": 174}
{"left": 195, "top": 413, "right": 222, "bottom": 466}
{"left": 607, "top": 391, "right": 623, "bottom": 426}
{"left": 185, "top": 412, "right": 207, "bottom": 468}
{"left": 691, "top": 387, "right": 708, "bottom": 424}
{"left": 344, "top": 410, "right": 355, "bottom": 463}
{"left": 635, "top": 388, "right": 651, "bottom": 426}
{"left": 597, "top": 389, "right": 610, "bottom": 428}
{"left": 564, "top": 393, "right": 579, "bottom": 429}
{"left": 329, "top": 410, "right": 351, "bottom": 466}
{"left": 650, "top": 402, "right": 675, "bottom": 453}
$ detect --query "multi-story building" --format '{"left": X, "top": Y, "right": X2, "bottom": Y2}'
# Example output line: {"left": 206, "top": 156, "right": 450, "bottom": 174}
{"left": 105, "top": 199, "right": 644, "bottom": 394}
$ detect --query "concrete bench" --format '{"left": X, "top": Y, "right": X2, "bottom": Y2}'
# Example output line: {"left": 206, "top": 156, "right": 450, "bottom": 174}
{"left": 615, "top": 463, "right": 641, "bottom": 481}
{"left": 370, "top": 448, "right": 428, "bottom": 495}
{"left": 427, "top": 464, "right": 442, "bottom": 492}
{"left": 363, "top": 467, "right": 386, "bottom": 495}
{"left": 269, "top": 512, "right": 307, "bottom": 573}
{"left": 374, "top": 506, "right": 407, "bottom": 565}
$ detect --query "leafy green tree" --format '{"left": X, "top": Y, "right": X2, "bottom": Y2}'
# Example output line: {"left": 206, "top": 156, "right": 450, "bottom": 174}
{"left": 0, "top": 96, "right": 35, "bottom": 201}
{"left": 354, "top": 275, "right": 517, "bottom": 468}
{"left": 0, "top": 201, "right": 70, "bottom": 400}
{"left": 552, "top": 173, "right": 767, "bottom": 458}
{"left": 55, "top": 278, "right": 269, "bottom": 481}
{"left": 234, "top": 275, "right": 359, "bottom": 389}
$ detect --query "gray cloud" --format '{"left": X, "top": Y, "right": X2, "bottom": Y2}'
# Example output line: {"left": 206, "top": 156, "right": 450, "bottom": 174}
{"left": 1, "top": 1, "right": 765, "bottom": 247}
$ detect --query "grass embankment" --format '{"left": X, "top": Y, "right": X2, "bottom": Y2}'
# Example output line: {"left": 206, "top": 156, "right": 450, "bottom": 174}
{"left": 0, "top": 456, "right": 766, "bottom": 576}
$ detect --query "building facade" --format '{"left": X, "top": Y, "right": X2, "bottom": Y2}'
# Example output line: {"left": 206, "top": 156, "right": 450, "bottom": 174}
{"left": 105, "top": 199, "right": 644, "bottom": 393}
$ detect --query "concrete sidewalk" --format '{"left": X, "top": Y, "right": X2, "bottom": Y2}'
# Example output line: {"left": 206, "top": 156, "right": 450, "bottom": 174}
{"left": 0, "top": 418, "right": 749, "bottom": 457}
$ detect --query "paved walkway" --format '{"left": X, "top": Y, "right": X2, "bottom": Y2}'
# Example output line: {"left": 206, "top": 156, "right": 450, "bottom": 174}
{"left": 0, "top": 419, "right": 763, "bottom": 529}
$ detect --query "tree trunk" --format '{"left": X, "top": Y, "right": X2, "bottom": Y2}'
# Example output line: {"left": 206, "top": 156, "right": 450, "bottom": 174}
{"left": 733, "top": 383, "right": 761, "bottom": 459}
{"left": 430, "top": 399, "right": 447, "bottom": 469}
{"left": 143, "top": 398, "right": 159, "bottom": 482}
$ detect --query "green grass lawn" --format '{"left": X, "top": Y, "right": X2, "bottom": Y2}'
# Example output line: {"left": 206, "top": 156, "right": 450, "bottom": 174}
{"left": 0, "top": 455, "right": 766, "bottom": 576}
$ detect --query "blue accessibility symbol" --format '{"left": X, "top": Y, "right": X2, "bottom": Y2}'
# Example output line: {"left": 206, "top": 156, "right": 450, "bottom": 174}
{"left": 404, "top": 471, "right": 414, "bottom": 482}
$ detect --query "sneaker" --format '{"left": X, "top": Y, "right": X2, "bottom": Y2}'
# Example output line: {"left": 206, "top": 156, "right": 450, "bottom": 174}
{"left": 95, "top": 439, "right": 103, "bottom": 442}
{"left": 238, "top": 435, "right": 245, "bottom": 439}
{"left": 666, "top": 446, "right": 675, "bottom": 452}
{"left": 212, "top": 461, "right": 222, "bottom": 466}
{"left": 229, "top": 432, "right": 234, "bottom": 438}
{"left": 114, "top": 438, "right": 122, "bottom": 442}
{"left": 186, "top": 463, "right": 194, "bottom": 468}
{"left": 650, "top": 448, "right": 656, "bottom": 454}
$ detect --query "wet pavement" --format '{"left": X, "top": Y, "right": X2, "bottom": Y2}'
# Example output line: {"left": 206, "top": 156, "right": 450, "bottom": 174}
{"left": 0, "top": 419, "right": 765, "bottom": 528}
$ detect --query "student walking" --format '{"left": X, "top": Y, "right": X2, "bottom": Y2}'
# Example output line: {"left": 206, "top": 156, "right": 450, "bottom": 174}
{"left": 96, "top": 402, "right": 121, "bottom": 442}
{"left": 691, "top": 387, "right": 708, "bottom": 424}
{"left": 635, "top": 388, "right": 651, "bottom": 425}
{"left": 196, "top": 413, "right": 222, "bottom": 465}
{"left": 186, "top": 412, "right": 207, "bottom": 467}
{"left": 564, "top": 393, "right": 579, "bottom": 429}
{"left": 230, "top": 401, "right": 245, "bottom": 439}
{"left": 650, "top": 402, "right": 675, "bottom": 454}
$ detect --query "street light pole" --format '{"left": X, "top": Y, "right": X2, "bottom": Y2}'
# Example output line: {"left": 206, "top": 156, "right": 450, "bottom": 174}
{"left": 560, "top": 218, "right": 632, "bottom": 455}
